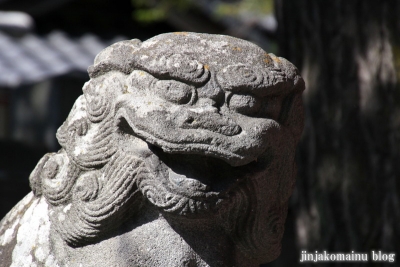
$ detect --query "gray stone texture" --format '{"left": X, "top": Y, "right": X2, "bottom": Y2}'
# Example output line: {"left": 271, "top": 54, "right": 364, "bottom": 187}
{"left": 0, "top": 32, "right": 304, "bottom": 267}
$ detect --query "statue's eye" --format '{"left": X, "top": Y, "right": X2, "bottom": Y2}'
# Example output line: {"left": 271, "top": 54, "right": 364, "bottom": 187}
{"left": 155, "top": 80, "right": 193, "bottom": 104}
{"left": 228, "top": 94, "right": 261, "bottom": 115}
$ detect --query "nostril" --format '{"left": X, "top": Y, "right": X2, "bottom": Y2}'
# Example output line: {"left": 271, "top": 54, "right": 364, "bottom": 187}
{"left": 218, "top": 125, "right": 242, "bottom": 136}
{"left": 177, "top": 110, "right": 241, "bottom": 136}
{"left": 185, "top": 117, "right": 194, "bottom": 124}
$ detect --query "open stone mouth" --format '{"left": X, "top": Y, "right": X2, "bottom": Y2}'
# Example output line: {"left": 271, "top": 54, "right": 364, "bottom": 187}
{"left": 118, "top": 117, "right": 270, "bottom": 196}
{"left": 150, "top": 145, "right": 253, "bottom": 194}
{"left": 116, "top": 109, "right": 257, "bottom": 167}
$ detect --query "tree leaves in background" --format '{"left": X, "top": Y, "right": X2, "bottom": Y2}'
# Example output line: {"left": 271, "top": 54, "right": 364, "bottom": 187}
{"left": 132, "top": 0, "right": 192, "bottom": 23}
{"left": 215, "top": 0, "right": 273, "bottom": 18}
{"left": 131, "top": 0, "right": 274, "bottom": 23}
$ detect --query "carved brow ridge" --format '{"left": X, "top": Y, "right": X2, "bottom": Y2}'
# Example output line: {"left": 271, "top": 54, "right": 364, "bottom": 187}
{"left": 216, "top": 65, "right": 273, "bottom": 97}
{"left": 130, "top": 52, "right": 211, "bottom": 86}
{"left": 88, "top": 49, "right": 211, "bottom": 87}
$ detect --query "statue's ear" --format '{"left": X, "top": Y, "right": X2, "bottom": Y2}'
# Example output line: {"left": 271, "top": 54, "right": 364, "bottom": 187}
{"left": 280, "top": 80, "right": 305, "bottom": 142}
{"left": 264, "top": 54, "right": 305, "bottom": 142}
{"left": 29, "top": 153, "right": 54, "bottom": 197}
{"left": 88, "top": 39, "right": 142, "bottom": 78}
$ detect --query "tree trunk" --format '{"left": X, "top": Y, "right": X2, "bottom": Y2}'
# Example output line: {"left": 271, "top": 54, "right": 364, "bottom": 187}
{"left": 273, "top": 0, "right": 400, "bottom": 266}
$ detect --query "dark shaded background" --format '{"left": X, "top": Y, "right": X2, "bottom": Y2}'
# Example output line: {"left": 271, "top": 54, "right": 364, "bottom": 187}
{"left": 0, "top": 0, "right": 399, "bottom": 266}
{"left": 0, "top": 0, "right": 176, "bottom": 218}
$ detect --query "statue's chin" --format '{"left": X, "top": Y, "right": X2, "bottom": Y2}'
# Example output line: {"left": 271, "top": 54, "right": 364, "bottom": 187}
{"left": 262, "top": 243, "right": 283, "bottom": 263}
{"left": 231, "top": 209, "right": 286, "bottom": 263}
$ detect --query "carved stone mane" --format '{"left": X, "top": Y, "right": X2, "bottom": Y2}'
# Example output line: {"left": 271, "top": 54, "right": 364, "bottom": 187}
{"left": 0, "top": 32, "right": 304, "bottom": 267}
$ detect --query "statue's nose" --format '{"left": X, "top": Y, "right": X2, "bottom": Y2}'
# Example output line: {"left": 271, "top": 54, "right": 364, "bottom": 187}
{"left": 176, "top": 107, "right": 242, "bottom": 136}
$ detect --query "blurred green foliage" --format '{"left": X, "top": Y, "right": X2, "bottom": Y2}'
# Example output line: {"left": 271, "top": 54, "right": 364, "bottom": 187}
{"left": 131, "top": 0, "right": 274, "bottom": 23}
{"left": 132, "top": 0, "right": 192, "bottom": 23}
{"left": 215, "top": 0, "right": 274, "bottom": 18}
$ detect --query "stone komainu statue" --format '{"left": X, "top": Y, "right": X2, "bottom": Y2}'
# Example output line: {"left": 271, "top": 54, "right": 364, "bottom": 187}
{"left": 0, "top": 32, "right": 304, "bottom": 267}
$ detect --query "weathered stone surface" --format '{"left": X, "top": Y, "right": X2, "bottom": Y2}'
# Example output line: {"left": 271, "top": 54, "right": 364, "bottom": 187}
{"left": 0, "top": 32, "right": 304, "bottom": 267}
